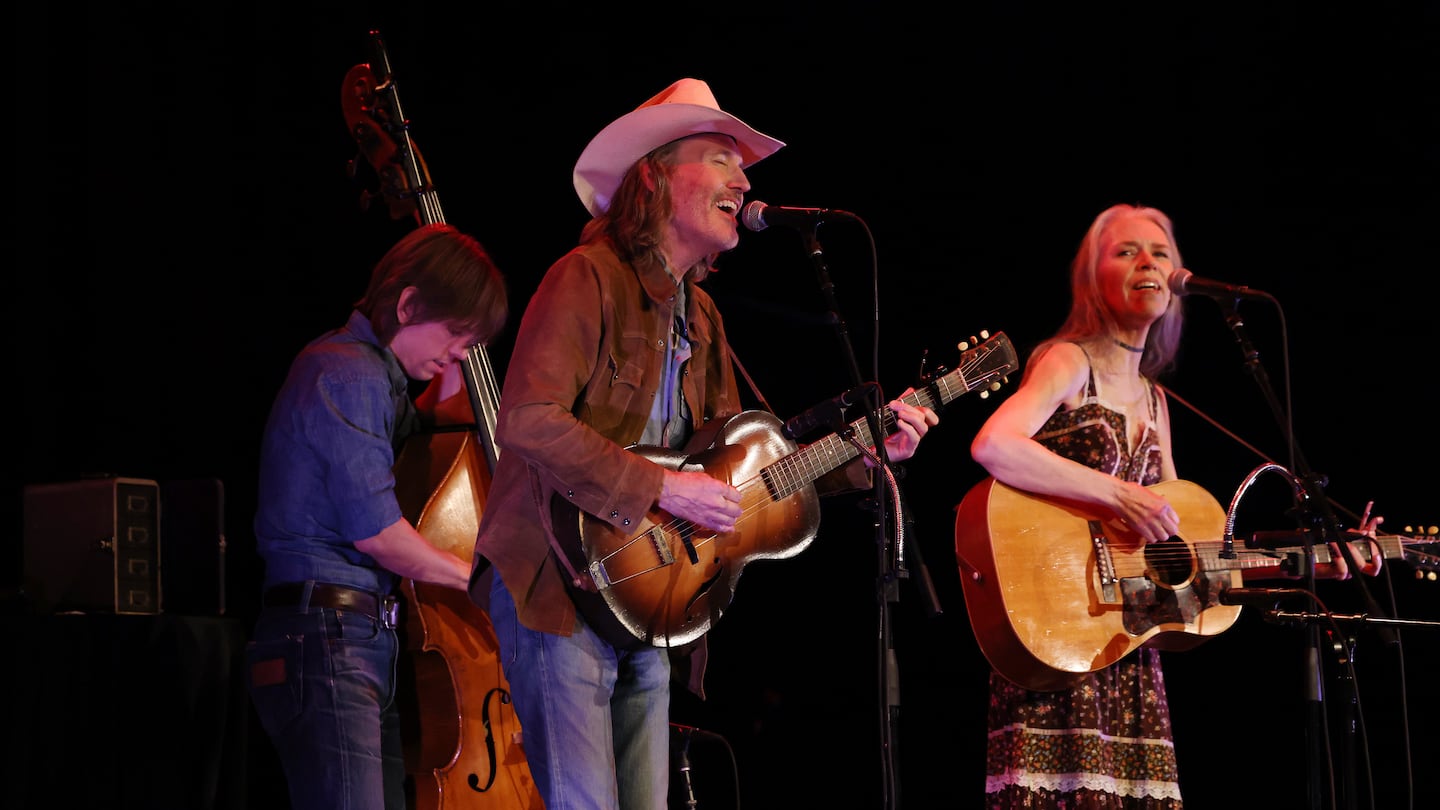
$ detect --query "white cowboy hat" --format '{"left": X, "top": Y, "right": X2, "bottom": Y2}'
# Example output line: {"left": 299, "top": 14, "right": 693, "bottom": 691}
{"left": 572, "top": 78, "right": 785, "bottom": 217}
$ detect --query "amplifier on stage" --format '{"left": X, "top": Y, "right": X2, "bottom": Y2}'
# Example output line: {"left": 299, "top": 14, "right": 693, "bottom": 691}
{"left": 22, "top": 476, "right": 162, "bottom": 615}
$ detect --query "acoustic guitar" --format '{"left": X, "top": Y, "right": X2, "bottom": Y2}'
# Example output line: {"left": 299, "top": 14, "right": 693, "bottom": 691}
{"left": 954, "top": 476, "right": 1438, "bottom": 691}
{"left": 553, "top": 331, "right": 1019, "bottom": 648}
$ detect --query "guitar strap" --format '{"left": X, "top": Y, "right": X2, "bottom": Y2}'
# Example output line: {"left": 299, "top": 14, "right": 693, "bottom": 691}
{"left": 528, "top": 463, "right": 585, "bottom": 585}
{"left": 728, "top": 343, "right": 777, "bottom": 416}
{"left": 528, "top": 462, "right": 650, "bottom": 650}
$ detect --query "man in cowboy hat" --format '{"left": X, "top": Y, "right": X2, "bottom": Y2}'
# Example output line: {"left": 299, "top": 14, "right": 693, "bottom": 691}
{"left": 469, "top": 77, "right": 937, "bottom": 809}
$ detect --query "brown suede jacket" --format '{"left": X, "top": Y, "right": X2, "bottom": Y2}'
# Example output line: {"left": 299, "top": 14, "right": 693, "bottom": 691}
{"left": 469, "top": 236, "right": 869, "bottom": 694}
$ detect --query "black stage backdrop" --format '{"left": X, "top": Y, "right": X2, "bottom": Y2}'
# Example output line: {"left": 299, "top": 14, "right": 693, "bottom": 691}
{"left": 11, "top": 3, "right": 1437, "bottom": 810}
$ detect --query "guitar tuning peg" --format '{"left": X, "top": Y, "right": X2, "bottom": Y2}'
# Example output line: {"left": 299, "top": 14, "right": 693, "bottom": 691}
{"left": 957, "top": 340, "right": 970, "bottom": 351}
{"left": 979, "top": 329, "right": 990, "bottom": 339}
{"left": 988, "top": 381, "right": 1002, "bottom": 392}
{"left": 979, "top": 390, "right": 990, "bottom": 399}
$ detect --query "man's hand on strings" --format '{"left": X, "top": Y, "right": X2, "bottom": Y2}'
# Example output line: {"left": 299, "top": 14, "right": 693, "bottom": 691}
{"left": 659, "top": 469, "right": 741, "bottom": 534}
{"left": 878, "top": 391, "right": 939, "bottom": 464}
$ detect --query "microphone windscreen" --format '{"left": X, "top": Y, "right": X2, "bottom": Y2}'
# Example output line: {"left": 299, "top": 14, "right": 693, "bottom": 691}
{"left": 740, "top": 200, "right": 769, "bottom": 232}
{"left": 1168, "top": 268, "right": 1194, "bottom": 296}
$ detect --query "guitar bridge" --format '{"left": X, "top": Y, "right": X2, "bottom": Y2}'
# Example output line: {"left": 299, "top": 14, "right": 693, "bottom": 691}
{"left": 1090, "top": 519, "right": 1119, "bottom": 602}
{"left": 647, "top": 526, "right": 678, "bottom": 566}
{"left": 587, "top": 526, "right": 680, "bottom": 593}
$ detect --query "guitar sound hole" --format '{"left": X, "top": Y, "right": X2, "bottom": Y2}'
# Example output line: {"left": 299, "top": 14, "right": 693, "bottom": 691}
{"left": 683, "top": 566, "right": 729, "bottom": 619}
{"left": 1145, "top": 537, "right": 1197, "bottom": 590}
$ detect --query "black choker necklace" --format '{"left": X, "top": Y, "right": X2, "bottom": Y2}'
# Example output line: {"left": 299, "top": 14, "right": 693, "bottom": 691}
{"left": 1113, "top": 337, "right": 1145, "bottom": 354}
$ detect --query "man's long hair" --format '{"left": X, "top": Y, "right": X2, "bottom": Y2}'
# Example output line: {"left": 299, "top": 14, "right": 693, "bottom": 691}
{"left": 579, "top": 140, "right": 717, "bottom": 283}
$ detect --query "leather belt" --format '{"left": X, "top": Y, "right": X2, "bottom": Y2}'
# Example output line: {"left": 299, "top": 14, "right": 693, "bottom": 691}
{"left": 264, "top": 582, "right": 400, "bottom": 630}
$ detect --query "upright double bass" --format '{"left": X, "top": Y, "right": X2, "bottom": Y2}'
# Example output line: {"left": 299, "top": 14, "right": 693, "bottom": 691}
{"left": 341, "top": 30, "right": 542, "bottom": 810}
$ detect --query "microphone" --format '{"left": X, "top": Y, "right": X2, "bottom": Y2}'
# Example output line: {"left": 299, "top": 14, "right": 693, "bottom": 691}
{"left": 1168, "top": 267, "right": 1269, "bottom": 301}
{"left": 782, "top": 382, "right": 878, "bottom": 441}
{"left": 741, "top": 200, "right": 852, "bottom": 232}
{"left": 1217, "top": 587, "right": 1309, "bottom": 607}
{"left": 1247, "top": 529, "right": 1324, "bottom": 549}
{"left": 671, "top": 723, "right": 703, "bottom": 810}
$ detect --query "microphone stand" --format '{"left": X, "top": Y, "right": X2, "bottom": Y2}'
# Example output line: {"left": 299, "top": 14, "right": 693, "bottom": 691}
{"left": 676, "top": 728, "right": 699, "bottom": 810}
{"left": 1215, "top": 295, "right": 1376, "bottom": 810}
{"left": 1266, "top": 611, "right": 1440, "bottom": 632}
{"left": 798, "top": 226, "right": 912, "bottom": 810}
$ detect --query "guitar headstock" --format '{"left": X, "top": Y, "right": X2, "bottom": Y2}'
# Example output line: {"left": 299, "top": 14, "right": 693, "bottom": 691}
{"left": 920, "top": 330, "right": 1019, "bottom": 400}
{"left": 340, "top": 31, "right": 435, "bottom": 223}
{"left": 1400, "top": 524, "right": 1440, "bottom": 581}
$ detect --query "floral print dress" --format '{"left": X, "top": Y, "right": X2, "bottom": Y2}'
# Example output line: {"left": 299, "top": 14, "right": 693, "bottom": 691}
{"left": 984, "top": 347, "right": 1182, "bottom": 809}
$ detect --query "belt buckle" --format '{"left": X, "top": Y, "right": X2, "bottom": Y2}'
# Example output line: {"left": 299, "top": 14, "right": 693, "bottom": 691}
{"left": 380, "top": 595, "right": 400, "bottom": 630}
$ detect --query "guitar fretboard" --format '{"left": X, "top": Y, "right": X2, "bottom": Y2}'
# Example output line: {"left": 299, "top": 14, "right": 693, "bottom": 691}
{"left": 1195, "top": 535, "right": 1411, "bottom": 571}
{"left": 758, "top": 333, "right": 1015, "bottom": 500}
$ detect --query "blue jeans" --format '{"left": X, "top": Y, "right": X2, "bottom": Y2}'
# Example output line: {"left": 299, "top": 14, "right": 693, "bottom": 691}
{"left": 245, "top": 600, "right": 404, "bottom": 810}
{"left": 490, "top": 571, "right": 672, "bottom": 810}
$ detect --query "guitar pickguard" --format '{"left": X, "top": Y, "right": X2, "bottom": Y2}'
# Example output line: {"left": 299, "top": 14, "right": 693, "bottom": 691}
{"left": 1119, "top": 570, "right": 1230, "bottom": 636}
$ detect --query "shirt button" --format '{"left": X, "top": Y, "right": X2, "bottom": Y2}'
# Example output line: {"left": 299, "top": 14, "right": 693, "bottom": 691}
{"left": 622, "top": 518, "right": 631, "bottom": 526}
{"left": 610, "top": 510, "right": 619, "bottom": 518}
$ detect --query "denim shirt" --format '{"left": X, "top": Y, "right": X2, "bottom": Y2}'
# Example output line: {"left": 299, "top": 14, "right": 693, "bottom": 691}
{"left": 253, "top": 309, "right": 415, "bottom": 595}
{"left": 641, "top": 279, "right": 692, "bottom": 450}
